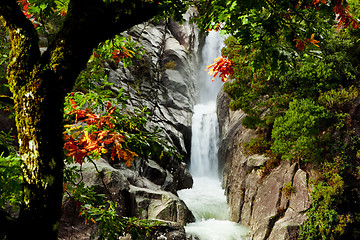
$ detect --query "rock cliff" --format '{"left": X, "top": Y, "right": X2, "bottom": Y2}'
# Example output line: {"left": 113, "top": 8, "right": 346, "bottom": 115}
{"left": 106, "top": 8, "right": 201, "bottom": 164}
{"left": 59, "top": 8, "right": 201, "bottom": 240}
{"left": 217, "top": 90, "right": 311, "bottom": 240}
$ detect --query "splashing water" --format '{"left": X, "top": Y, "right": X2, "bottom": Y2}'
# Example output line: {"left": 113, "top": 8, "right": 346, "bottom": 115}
{"left": 186, "top": 219, "right": 248, "bottom": 240}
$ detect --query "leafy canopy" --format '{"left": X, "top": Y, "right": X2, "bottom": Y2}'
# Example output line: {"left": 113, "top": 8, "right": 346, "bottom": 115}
{"left": 200, "top": 0, "right": 360, "bottom": 78}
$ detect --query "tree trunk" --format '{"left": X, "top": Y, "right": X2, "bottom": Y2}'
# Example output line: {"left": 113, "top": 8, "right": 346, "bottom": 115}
{"left": 5, "top": 24, "right": 65, "bottom": 239}
{"left": 0, "top": 0, "right": 166, "bottom": 238}
{"left": 11, "top": 74, "right": 65, "bottom": 239}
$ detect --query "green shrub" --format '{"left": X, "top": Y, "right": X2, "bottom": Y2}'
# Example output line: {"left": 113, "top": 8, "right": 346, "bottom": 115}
{"left": 300, "top": 182, "right": 351, "bottom": 240}
{"left": 271, "top": 98, "right": 332, "bottom": 163}
{"left": 80, "top": 201, "right": 160, "bottom": 240}
{"left": 0, "top": 130, "right": 16, "bottom": 157}
{"left": 300, "top": 159, "right": 351, "bottom": 240}
{"left": 259, "top": 151, "right": 281, "bottom": 180}
{"left": 0, "top": 154, "right": 22, "bottom": 210}
{"left": 241, "top": 115, "right": 267, "bottom": 129}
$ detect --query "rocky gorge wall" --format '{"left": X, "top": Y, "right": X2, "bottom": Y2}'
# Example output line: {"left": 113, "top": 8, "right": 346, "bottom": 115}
{"left": 217, "top": 89, "right": 312, "bottom": 240}
{"left": 59, "top": 8, "right": 202, "bottom": 240}
{"left": 106, "top": 9, "right": 202, "bottom": 164}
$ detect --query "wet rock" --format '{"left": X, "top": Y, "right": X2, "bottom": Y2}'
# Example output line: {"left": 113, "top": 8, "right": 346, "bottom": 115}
{"left": 107, "top": 9, "right": 201, "bottom": 165}
{"left": 289, "top": 169, "right": 311, "bottom": 213}
{"left": 249, "top": 161, "right": 292, "bottom": 240}
{"left": 59, "top": 158, "right": 194, "bottom": 239}
{"left": 268, "top": 208, "right": 307, "bottom": 240}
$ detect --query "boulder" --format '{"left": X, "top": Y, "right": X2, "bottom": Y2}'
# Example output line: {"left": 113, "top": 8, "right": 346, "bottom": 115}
{"left": 151, "top": 221, "right": 188, "bottom": 240}
{"left": 59, "top": 158, "right": 195, "bottom": 239}
{"left": 130, "top": 185, "right": 195, "bottom": 225}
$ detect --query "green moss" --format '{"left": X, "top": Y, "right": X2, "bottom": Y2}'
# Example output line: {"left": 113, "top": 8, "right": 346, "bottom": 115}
{"left": 49, "top": 45, "right": 65, "bottom": 72}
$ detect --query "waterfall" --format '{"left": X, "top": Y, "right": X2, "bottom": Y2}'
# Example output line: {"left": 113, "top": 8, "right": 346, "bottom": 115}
{"left": 189, "top": 104, "right": 219, "bottom": 178}
{"left": 177, "top": 31, "right": 249, "bottom": 240}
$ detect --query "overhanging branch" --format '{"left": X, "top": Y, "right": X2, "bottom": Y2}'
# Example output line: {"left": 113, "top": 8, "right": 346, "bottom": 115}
{"left": 106, "top": 0, "right": 159, "bottom": 35}
{"left": 42, "top": 0, "right": 162, "bottom": 93}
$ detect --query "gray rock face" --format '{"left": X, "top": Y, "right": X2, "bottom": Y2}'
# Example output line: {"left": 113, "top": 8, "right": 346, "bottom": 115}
{"left": 107, "top": 7, "right": 201, "bottom": 164}
{"left": 130, "top": 185, "right": 195, "bottom": 225}
{"left": 217, "top": 90, "right": 311, "bottom": 240}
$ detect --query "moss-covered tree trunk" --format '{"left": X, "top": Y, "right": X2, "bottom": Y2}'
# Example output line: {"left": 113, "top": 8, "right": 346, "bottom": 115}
{"left": 8, "top": 63, "right": 65, "bottom": 239}
{"left": 4, "top": 5, "right": 66, "bottom": 239}
{"left": 0, "top": 0, "right": 163, "bottom": 239}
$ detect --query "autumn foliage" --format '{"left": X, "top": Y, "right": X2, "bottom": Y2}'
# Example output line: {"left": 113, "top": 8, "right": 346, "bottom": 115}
{"left": 206, "top": 55, "right": 234, "bottom": 82}
{"left": 63, "top": 95, "right": 137, "bottom": 166}
{"left": 112, "top": 46, "right": 134, "bottom": 63}
{"left": 17, "top": 0, "right": 31, "bottom": 18}
{"left": 312, "top": 0, "right": 360, "bottom": 29}
{"left": 333, "top": 0, "right": 360, "bottom": 29}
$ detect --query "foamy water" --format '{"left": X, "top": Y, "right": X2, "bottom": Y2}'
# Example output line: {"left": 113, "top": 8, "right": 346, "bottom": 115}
{"left": 177, "top": 104, "right": 249, "bottom": 240}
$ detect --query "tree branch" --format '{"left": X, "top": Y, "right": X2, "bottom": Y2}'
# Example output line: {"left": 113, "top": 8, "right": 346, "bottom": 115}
{"left": 106, "top": 0, "right": 159, "bottom": 36}
{"left": 41, "top": 0, "right": 162, "bottom": 93}
{"left": 0, "top": 0, "right": 41, "bottom": 90}
{"left": 0, "top": 95, "right": 14, "bottom": 105}
{"left": 0, "top": 0, "right": 39, "bottom": 50}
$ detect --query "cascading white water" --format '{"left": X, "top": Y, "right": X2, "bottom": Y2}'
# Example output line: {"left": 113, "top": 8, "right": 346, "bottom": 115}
{"left": 189, "top": 104, "right": 219, "bottom": 178}
{"left": 177, "top": 31, "right": 249, "bottom": 240}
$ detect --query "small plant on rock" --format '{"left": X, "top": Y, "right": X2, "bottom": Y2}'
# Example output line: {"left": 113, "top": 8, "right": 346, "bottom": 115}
{"left": 282, "top": 181, "right": 295, "bottom": 199}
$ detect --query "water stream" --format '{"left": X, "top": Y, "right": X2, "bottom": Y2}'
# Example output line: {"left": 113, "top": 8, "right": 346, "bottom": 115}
{"left": 177, "top": 32, "right": 249, "bottom": 240}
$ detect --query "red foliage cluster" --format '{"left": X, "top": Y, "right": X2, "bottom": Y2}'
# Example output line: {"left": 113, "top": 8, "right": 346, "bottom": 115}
{"left": 206, "top": 56, "right": 234, "bottom": 82}
{"left": 58, "top": 9, "right": 67, "bottom": 17}
{"left": 112, "top": 46, "right": 134, "bottom": 63}
{"left": 17, "top": 0, "right": 38, "bottom": 27}
{"left": 63, "top": 99, "right": 137, "bottom": 166}
{"left": 312, "top": 0, "right": 327, "bottom": 4}
{"left": 17, "top": 0, "right": 31, "bottom": 18}
{"left": 207, "top": 23, "right": 222, "bottom": 32}
{"left": 310, "top": 0, "right": 360, "bottom": 29}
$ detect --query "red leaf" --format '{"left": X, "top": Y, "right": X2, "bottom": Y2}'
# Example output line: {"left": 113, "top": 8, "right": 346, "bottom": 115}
{"left": 206, "top": 56, "right": 234, "bottom": 82}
